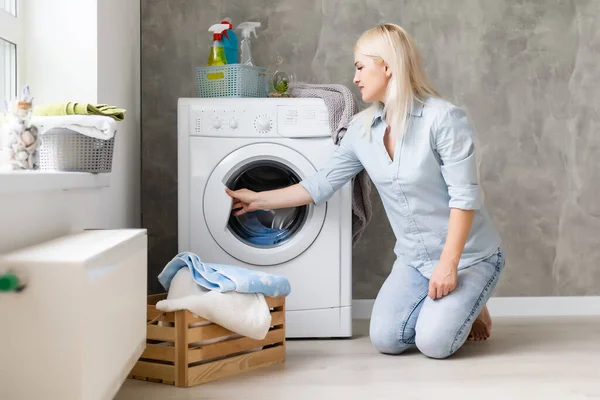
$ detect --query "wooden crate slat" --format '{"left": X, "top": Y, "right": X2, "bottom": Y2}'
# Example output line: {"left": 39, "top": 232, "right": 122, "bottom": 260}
{"left": 141, "top": 343, "right": 175, "bottom": 362}
{"left": 187, "top": 345, "right": 285, "bottom": 387}
{"left": 130, "top": 361, "right": 175, "bottom": 382}
{"left": 188, "top": 323, "right": 234, "bottom": 343}
{"left": 147, "top": 306, "right": 175, "bottom": 323}
{"left": 266, "top": 296, "right": 285, "bottom": 309}
{"left": 147, "top": 324, "right": 175, "bottom": 342}
{"left": 175, "top": 311, "right": 189, "bottom": 387}
{"left": 188, "top": 327, "right": 285, "bottom": 363}
{"left": 270, "top": 311, "right": 285, "bottom": 326}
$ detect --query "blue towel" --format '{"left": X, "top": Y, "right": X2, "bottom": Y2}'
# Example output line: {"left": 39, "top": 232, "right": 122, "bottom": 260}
{"left": 157, "top": 251, "right": 291, "bottom": 297}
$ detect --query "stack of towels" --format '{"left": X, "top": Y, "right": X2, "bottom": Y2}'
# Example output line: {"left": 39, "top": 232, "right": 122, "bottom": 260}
{"left": 32, "top": 102, "right": 126, "bottom": 140}
{"left": 156, "top": 252, "right": 291, "bottom": 340}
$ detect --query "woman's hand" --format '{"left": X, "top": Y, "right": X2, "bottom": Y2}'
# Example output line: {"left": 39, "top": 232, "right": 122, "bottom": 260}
{"left": 428, "top": 260, "right": 458, "bottom": 299}
{"left": 429, "top": 208, "right": 474, "bottom": 299}
{"left": 225, "top": 187, "right": 262, "bottom": 216}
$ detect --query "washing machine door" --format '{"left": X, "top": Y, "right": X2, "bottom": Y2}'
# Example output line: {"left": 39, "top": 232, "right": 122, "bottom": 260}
{"left": 203, "top": 143, "right": 327, "bottom": 266}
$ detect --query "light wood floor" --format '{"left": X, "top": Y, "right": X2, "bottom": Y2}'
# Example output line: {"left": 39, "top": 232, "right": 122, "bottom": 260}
{"left": 116, "top": 317, "right": 600, "bottom": 400}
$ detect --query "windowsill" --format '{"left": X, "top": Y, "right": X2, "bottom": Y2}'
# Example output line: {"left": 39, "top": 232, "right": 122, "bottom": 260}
{"left": 0, "top": 170, "right": 110, "bottom": 194}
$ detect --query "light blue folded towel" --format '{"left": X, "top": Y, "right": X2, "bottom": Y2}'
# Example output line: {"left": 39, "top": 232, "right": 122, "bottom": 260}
{"left": 157, "top": 252, "right": 291, "bottom": 297}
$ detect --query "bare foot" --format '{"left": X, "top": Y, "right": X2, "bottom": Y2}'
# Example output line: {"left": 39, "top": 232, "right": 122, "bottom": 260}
{"left": 468, "top": 305, "right": 492, "bottom": 341}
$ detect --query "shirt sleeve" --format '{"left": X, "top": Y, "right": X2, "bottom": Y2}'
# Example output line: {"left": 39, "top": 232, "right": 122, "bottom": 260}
{"left": 433, "top": 105, "right": 481, "bottom": 210}
{"left": 299, "top": 132, "right": 363, "bottom": 206}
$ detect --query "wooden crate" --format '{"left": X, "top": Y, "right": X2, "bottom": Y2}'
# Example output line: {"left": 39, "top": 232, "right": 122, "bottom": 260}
{"left": 128, "top": 293, "right": 286, "bottom": 387}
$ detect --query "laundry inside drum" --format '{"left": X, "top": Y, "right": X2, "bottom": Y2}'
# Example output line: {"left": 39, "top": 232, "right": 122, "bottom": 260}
{"left": 226, "top": 160, "right": 309, "bottom": 248}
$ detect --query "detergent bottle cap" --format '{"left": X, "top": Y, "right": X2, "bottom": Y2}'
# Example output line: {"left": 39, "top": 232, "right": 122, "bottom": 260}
{"left": 237, "top": 22, "right": 261, "bottom": 39}
{"left": 209, "top": 23, "right": 230, "bottom": 41}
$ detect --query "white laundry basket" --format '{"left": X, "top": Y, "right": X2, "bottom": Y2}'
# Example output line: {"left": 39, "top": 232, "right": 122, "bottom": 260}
{"left": 39, "top": 127, "right": 116, "bottom": 173}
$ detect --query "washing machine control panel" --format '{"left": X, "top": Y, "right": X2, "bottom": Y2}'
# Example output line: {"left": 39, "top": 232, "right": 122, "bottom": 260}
{"left": 191, "top": 108, "right": 277, "bottom": 137}
{"left": 187, "top": 99, "right": 330, "bottom": 138}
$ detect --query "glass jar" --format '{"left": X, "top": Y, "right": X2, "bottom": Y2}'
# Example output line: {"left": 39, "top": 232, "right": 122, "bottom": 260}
{"left": 1, "top": 100, "right": 40, "bottom": 170}
{"left": 269, "top": 70, "right": 294, "bottom": 97}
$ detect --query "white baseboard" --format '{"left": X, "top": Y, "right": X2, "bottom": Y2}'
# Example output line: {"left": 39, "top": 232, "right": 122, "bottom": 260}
{"left": 352, "top": 296, "right": 600, "bottom": 319}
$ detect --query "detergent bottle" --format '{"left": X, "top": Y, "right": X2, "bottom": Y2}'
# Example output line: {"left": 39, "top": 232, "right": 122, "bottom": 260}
{"left": 207, "top": 23, "right": 230, "bottom": 66}
{"left": 237, "top": 22, "right": 261, "bottom": 66}
{"left": 220, "top": 18, "right": 239, "bottom": 64}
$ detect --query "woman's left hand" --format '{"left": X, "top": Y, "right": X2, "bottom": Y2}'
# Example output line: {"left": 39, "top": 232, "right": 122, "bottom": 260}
{"left": 428, "top": 261, "right": 458, "bottom": 299}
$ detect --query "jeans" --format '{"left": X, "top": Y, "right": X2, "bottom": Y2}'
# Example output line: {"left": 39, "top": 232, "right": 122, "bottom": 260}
{"left": 369, "top": 248, "right": 505, "bottom": 359}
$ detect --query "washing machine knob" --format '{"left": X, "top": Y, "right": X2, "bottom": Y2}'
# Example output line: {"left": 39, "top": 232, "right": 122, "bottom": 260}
{"left": 256, "top": 116, "right": 271, "bottom": 132}
{"left": 212, "top": 119, "right": 222, "bottom": 129}
{"left": 229, "top": 119, "right": 238, "bottom": 129}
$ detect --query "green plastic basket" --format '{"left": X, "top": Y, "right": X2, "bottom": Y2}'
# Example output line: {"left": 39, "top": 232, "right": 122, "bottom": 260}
{"left": 196, "top": 64, "right": 268, "bottom": 98}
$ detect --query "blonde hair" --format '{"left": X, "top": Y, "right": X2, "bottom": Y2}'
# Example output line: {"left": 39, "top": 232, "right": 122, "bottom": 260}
{"left": 353, "top": 23, "right": 439, "bottom": 137}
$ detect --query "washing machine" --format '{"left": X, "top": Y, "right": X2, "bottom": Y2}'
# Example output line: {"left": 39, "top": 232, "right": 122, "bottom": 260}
{"left": 177, "top": 97, "right": 353, "bottom": 338}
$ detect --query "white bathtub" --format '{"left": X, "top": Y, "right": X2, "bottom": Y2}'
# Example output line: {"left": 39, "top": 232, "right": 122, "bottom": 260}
{"left": 0, "top": 229, "right": 148, "bottom": 400}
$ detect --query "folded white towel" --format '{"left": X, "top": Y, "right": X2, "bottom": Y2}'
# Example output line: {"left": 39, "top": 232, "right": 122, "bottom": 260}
{"left": 155, "top": 268, "right": 272, "bottom": 340}
{"left": 31, "top": 115, "right": 117, "bottom": 140}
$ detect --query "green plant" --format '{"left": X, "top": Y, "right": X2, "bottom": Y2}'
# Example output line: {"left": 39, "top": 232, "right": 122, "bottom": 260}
{"left": 274, "top": 77, "right": 289, "bottom": 94}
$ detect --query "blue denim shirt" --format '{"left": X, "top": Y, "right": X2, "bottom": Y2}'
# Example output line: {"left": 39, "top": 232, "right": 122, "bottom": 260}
{"left": 300, "top": 97, "right": 502, "bottom": 277}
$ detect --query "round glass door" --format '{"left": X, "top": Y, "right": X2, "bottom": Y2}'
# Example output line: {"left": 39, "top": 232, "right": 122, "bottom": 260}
{"left": 203, "top": 143, "right": 327, "bottom": 266}
{"left": 226, "top": 160, "right": 309, "bottom": 248}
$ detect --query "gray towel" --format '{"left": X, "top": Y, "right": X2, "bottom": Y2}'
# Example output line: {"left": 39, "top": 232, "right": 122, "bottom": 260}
{"left": 290, "top": 82, "right": 372, "bottom": 246}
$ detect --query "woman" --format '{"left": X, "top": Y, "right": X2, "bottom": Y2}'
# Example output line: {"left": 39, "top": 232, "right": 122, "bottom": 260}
{"left": 225, "top": 23, "right": 504, "bottom": 359}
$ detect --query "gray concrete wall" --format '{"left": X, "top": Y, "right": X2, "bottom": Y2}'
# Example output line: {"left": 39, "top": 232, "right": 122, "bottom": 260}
{"left": 141, "top": 0, "right": 600, "bottom": 297}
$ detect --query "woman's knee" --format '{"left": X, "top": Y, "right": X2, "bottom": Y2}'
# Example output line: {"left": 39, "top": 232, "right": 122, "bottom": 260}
{"left": 415, "top": 327, "right": 462, "bottom": 359}
{"left": 369, "top": 297, "right": 420, "bottom": 355}
{"left": 369, "top": 318, "right": 412, "bottom": 355}
{"left": 369, "top": 262, "right": 429, "bottom": 355}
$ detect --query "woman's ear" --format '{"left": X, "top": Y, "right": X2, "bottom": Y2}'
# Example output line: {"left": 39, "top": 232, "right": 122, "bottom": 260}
{"left": 384, "top": 64, "right": 392, "bottom": 79}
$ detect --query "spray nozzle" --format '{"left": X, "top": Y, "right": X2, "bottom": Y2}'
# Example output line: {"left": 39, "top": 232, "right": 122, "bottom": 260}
{"left": 237, "top": 22, "right": 261, "bottom": 39}
{"left": 209, "top": 23, "right": 230, "bottom": 40}
{"left": 221, "top": 18, "right": 233, "bottom": 29}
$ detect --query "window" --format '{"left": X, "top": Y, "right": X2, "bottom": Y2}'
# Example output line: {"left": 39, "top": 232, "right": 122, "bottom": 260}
{"left": 0, "top": 38, "right": 17, "bottom": 109}
{"left": 0, "top": 0, "right": 22, "bottom": 156}
{"left": 0, "top": 0, "right": 17, "bottom": 16}
{"left": 0, "top": 0, "right": 19, "bottom": 109}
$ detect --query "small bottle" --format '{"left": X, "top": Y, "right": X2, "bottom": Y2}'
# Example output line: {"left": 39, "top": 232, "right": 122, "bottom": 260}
{"left": 237, "top": 22, "right": 261, "bottom": 66}
{"left": 220, "top": 18, "right": 238, "bottom": 64}
{"left": 207, "top": 23, "right": 230, "bottom": 66}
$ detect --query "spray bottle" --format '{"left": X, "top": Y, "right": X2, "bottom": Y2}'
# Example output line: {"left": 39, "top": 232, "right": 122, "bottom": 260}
{"left": 207, "top": 23, "right": 230, "bottom": 66}
{"left": 220, "top": 18, "right": 239, "bottom": 64}
{"left": 237, "top": 22, "right": 261, "bottom": 66}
